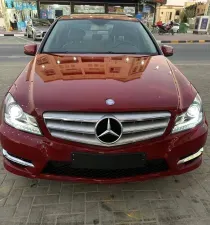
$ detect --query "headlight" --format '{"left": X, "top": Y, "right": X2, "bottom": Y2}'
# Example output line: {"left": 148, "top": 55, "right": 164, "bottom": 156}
{"left": 172, "top": 94, "right": 203, "bottom": 133}
{"left": 4, "top": 93, "right": 42, "bottom": 135}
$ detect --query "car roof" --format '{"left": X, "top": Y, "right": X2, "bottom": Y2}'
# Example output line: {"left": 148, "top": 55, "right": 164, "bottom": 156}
{"left": 58, "top": 14, "right": 138, "bottom": 22}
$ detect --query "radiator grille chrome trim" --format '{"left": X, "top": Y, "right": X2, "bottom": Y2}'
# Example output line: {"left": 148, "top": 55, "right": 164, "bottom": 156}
{"left": 43, "top": 112, "right": 171, "bottom": 147}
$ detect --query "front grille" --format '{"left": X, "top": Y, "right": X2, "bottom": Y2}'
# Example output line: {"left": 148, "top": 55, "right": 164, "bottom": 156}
{"left": 43, "top": 112, "right": 171, "bottom": 146}
{"left": 42, "top": 159, "right": 168, "bottom": 179}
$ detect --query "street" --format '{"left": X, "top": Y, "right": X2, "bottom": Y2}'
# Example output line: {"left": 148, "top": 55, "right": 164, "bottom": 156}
{"left": 0, "top": 36, "right": 210, "bottom": 225}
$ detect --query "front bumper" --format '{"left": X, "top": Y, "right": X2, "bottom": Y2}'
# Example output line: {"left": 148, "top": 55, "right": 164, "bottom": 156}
{"left": 35, "top": 32, "right": 46, "bottom": 39}
{"left": 0, "top": 120, "right": 208, "bottom": 183}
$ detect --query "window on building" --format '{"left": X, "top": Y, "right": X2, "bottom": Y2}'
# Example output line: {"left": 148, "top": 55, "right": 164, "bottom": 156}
{"left": 169, "top": 12, "right": 172, "bottom": 20}
{"left": 175, "top": 10, "right": 180, "bottom": 16}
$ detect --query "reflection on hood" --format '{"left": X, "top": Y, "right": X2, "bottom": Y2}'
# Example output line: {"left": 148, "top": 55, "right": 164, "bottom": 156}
{"left": 34, "top": 54, "right": 151, "bottom": 83}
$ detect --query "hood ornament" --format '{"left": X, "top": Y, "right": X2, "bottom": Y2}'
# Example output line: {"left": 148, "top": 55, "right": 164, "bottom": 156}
{"left": 106, "top": 99, "right": 115, "bottom": 106}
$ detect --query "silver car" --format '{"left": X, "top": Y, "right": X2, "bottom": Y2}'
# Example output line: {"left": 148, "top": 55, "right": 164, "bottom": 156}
{"left": 26, "top": 18, "right": 51, "bottom": 41}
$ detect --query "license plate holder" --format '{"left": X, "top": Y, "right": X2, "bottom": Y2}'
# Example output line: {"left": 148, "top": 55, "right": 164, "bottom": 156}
{"left": 71, "top": 152, "right": 146, "bottom": 170}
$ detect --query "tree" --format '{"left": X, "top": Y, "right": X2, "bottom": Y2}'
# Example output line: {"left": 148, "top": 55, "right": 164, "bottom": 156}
{"left": 185, "top": 4, "right": 197, "bottom": 18}
{"left": 180, "top": 11, "right": 188, "bottom": 23}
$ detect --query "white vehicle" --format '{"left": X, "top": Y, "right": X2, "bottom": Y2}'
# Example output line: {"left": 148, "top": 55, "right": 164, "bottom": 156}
{"left": 172, "top": 23, "right": 180, "bottom": 33}
{"left": 162, "top": 22, "right": 180, "bottom": 33}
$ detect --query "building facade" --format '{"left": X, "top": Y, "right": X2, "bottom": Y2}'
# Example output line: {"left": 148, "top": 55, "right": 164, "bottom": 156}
{"left": 1, "top": 0, "right": 167, "bottom": 31}
{"left": 0, "top": 0, "right": 4, "bottom": 28}
{"left": 156, "top": 4, "right": 183, "bottom": 23}
{"left": 196, "top": 3, "right": 206, "bottom": 16}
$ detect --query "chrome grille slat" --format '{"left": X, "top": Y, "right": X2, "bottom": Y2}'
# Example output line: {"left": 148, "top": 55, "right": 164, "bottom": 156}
{"left": 51, "top": 129, "right": 165, "bottom": 147}
{"left": 43, "top": 112, "right": 171, "bottom": 146}
{"left": 44, "top": 112, "right": 171, "bottom": 123}
{"left": 46, "top": 120, "right": 95, "bottom": 134}
{"left": 123, "top": 120, "right": 169, "bottom": 134}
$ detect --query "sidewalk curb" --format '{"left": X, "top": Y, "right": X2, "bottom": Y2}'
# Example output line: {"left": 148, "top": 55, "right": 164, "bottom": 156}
{"left": 0, "top": 34, "right": 26, "bottom": 37}
{"left": 158, "top": 40, "right": 210, "bottom": 44}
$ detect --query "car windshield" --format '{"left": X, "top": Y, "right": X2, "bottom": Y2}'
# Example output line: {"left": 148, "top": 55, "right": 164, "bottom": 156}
{"left": 42, "top": 19, "right": 158, "bottom": 55}
{"left": 33, "top": 19, "right": 50, "bottom": 26}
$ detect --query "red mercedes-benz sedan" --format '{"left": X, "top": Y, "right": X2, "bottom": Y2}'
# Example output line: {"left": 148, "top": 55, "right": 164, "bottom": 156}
{"left": 0, "top": 15, "right": 208, "bottom": 183}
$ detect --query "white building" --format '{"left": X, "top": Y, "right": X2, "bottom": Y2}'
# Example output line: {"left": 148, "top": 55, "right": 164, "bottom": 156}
{"left": 0, "top": 0, "right": 5, "bottom": 29}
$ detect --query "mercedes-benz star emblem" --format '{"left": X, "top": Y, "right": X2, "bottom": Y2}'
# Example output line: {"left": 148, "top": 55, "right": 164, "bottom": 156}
{"left": 106, "top": 99, "right": 115, "bottom": 106}
{"left": 95, "top": 117, "right": 123, "bottom": 144}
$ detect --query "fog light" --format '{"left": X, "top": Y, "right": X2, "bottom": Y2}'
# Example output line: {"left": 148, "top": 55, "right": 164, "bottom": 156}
{"left": 177, "top": 148, "right": 203, "bottom": 165}
{"left": 2, "top": 149, "right": 34, "bottom": 167}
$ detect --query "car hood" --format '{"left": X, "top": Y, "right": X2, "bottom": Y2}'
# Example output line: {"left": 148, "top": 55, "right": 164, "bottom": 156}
{"left": 11, "top": 54, "right": 193, "bottom": 116}
{"left": 34, "top": 26, "right": 49, "bottom": 32}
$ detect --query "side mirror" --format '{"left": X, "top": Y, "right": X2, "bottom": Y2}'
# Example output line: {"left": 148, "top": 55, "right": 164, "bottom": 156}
{"left": 24, "top": 44, "right": 37, "bottom": 56}
{"left": 161, "top": 45, "right": 174, "bottom": 57}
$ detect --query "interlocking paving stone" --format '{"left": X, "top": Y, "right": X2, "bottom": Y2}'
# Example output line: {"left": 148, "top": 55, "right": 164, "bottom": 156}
{"left": 72, "top": 193, "right": 85, "bottom": 213}
{"left": 57, "top": 214, "right": 85, "bottom": 225}
{"left": 5, "top": 189, "right": 23, "bottom": 206}
{"left": 41, "top": 214, "right": 57, "bottom": 225}
{"left": 59, "top": 184, "right": 73, "bottom": 203}
{"left": 44, "top": 203, "right": 72, "bottom": 215}
{"left": 15, "top": 197, "right": 33, "bottom": 217}
{"left": 86, "top": 202, "right": 99, "bottom": 224}
{"left": 23, "top": 187, "right": 48, "bottom": 197}
{"left": 33, "top": 195, "right": 59, "bottom": 205}
{"left": 27, "top": 205, "right": 44, "bottom": 224}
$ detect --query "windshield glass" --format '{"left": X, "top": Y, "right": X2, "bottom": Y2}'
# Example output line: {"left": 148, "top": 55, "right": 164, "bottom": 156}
{"left": 43, "top": 19, "right": 158, "bottom": 54}
{"left": 33, "top": 19, "right": 50, "bottom": 26}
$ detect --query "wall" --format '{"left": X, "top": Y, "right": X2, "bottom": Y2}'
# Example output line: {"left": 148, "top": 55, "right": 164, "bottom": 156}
{"left": 0, "top": 0, "right": 10, "bottom": 31}
{"left": 196, "top": 3, "right": 206, "bottom": 16}
{"left": 157, "top": 5, "right": 183, "bottom": 23}
{"left": 0, "top": 0, "right": 4, "bottom": 28}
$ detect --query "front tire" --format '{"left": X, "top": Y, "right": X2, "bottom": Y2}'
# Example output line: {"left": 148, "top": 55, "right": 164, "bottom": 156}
{"left": 26, "top": 30, "right": 31, "bottom": 38}
{"left": 33, "top": 32, "right": 37, "bottom": 41}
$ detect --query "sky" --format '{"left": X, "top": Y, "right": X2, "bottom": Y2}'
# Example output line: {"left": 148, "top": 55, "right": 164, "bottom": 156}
{"left": 166, "top": 0, "right": 207, "bottom": 6}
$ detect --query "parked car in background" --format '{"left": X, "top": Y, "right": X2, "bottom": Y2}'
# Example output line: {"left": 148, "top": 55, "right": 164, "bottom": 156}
{"left": 172, "top": 23, "right": 180, "bottom": 33}
{"left": 0, "top": 14, "right": 208, "bottom": 183}
{"left": 26, "top": 18, "right": 51, "bottom": 41}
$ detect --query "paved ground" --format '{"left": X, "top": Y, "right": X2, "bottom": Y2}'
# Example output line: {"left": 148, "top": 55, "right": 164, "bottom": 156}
{"left": 0, "top": 37, "right": 210, "bottom": 225}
